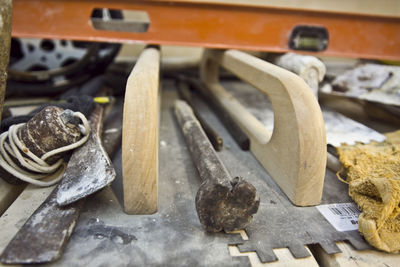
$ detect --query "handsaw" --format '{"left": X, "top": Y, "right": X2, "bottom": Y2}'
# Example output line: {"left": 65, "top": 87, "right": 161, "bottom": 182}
{"left": 0, "top": 103, "right": 117, "bottom": 264}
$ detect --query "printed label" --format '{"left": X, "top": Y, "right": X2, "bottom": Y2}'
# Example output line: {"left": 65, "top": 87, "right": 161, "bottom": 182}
{"left": 317, "top": 203, "right": 361, "bottom": 232}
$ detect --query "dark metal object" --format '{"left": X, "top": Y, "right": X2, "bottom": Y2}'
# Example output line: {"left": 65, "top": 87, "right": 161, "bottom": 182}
{"left": 56, "top": 104, "right": 116, "bottom": 206}
{"left": 6, "top": 42, "right": 120, "bottom": 97}
{"left": 174, "top": 100, "right": 259, "bottom": 232}
{"left": 32, "top": 87, "right": 371, "bottom": 266}
{"left": 0, "top": 106, "right": 81, "bottom": 185}
{"left": 176, "top": 79, "right": 223, "bottom": 151}
{"left": 20, "top": 106, "right": 81, "bottom": 161}
{"left": 185, "top": 77, "right": 250, "bottom": 150}
{"left": 289, "top": 25, "right": 329, "bottom": 52}
{"left": 45, "top": 92, "right": 249, "bottom": 266}
{"left": 9, "top": 41, "right": 100, "bottom": 82}
{"left": 0, "top": 103, "right": 116, "bottom": 264}
{"left": 101, "top": 99, "right": 123, "bottom": 159}
{"left": 91, "top": 8, "right": 149, "bottom": 33}
{"left": 6, "top": 9, "right": 122, "bottom": 97}
{"left": 231, "top": 170, "right": 371, "bottom": 263}
{"left": 0, "top": 0, "right": 12, "bottom": 121}
{"left": 0, "top": 188, "right": 84, "bottom": 265}
{"left": 218, "top": 80, "right": 371, "bottom": 262}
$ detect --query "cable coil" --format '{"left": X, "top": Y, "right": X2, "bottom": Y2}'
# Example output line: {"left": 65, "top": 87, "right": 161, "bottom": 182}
{"left": 0, "top": 112, "right": 90, "bottom": 187}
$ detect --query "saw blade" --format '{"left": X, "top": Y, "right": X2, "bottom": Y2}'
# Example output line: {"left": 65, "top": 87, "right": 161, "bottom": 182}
{"left": 322, "top": 109, "right": 386, "bottom": 147}
{"left": 223, "top": 81, "right": 386, "bottom": 147}
{"left": 327, "top": 63, "right": 400, "bottom": 107}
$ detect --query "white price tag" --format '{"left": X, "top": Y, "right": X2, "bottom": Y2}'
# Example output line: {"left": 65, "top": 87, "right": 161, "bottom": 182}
{"left": 317, "top": 203, "right": 361, "bottom": 232}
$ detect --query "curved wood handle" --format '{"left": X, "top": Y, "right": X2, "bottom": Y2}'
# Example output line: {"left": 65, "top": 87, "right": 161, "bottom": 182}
{"left": 200, "top": 49, "right": 326, "bottom": 206}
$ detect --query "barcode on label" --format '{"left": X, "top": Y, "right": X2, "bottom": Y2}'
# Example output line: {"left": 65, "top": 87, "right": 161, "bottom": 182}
{"left": 317, "top": 203, "right": 361, "bottom": 232}
{"left": 328, "top": 205, "right": 359, "bottom": 216}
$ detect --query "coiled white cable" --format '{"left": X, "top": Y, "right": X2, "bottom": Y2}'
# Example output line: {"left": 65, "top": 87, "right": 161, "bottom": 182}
{"left": 0, "top": 111, "right": 91, "bottom": 187}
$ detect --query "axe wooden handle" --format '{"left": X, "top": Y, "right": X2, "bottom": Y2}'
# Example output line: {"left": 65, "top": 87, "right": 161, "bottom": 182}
{"left": 122, "top": 47, "right": 160, "bottom": 214}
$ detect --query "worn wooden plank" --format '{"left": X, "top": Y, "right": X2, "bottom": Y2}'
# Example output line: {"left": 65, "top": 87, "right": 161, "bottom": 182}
{"left": 122, "top": 47, "right": 160, "bottom": 214}
{"left": 200, "top": 49, "right": 326, "bottom": 206}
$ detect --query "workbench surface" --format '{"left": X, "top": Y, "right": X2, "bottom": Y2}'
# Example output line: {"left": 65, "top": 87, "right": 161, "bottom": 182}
{"left": 1, "top": 79, "right": 399, "bottom": 267}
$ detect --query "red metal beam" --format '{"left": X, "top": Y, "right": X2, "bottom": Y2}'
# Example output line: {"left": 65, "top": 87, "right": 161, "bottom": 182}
{"left": 11, "top": 0, "right": 400, "bottom": 60}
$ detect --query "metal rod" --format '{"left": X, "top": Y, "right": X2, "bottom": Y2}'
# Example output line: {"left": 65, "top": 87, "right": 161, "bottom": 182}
{"left": 174, "top": 100, "right": 259, "bottom": 232}
{"left": 176, "top": 79, "right": 223, "bottom": 151}
{"left": 185, "top": 77, "right": 250, "bottom": 150}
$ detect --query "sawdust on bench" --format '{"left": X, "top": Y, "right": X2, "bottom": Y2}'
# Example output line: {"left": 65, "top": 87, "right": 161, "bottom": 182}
{"left": 337, "top": 130, "right": 400, "bottom": 253}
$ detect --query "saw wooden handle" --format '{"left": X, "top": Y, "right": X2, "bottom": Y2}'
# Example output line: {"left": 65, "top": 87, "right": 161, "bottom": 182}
{"left": 200, "top": 49, "right": 326, "bottom": 206}
{"left": 122, "top": 47, "right": 160, "bottom": 214}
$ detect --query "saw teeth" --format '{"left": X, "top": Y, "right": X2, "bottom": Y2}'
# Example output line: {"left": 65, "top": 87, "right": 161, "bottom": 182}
{"left": 347, "top": 237, "right": 372, "bottom": 250}
{"left": 288, "top": 244, "right": 311, "bottom": 258}
{"left": 319, "top": 241, "right": 342, "bottom": 254}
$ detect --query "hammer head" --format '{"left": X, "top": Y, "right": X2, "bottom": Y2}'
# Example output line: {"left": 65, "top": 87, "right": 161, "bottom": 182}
{"left": 195, "top": 176, "right": 260, "bottom": 232}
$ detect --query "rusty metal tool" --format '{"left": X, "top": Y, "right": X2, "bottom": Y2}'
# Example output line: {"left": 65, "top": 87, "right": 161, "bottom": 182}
{"left": 0, "top": 106, "right": 85, "bottom": 186}
{"left": 0, "top": 188, "right": 83, "bottom": 265}
{"left": 185, "top": 76, "right": 250, "bottom": 150}
{"left": 174, "top": 100, "right": 259, "bottom": 232}
{"left": 176, "top": 78, "right": 223, "bottom": 151}
{"left": 56, "top": 104, "right": 116, "bottom": 206}
{"left": 0, "top": 103, "right": 115, "bottom": 264}
{"left": 0, "top": 105, "right": 83, "bottom": 214}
